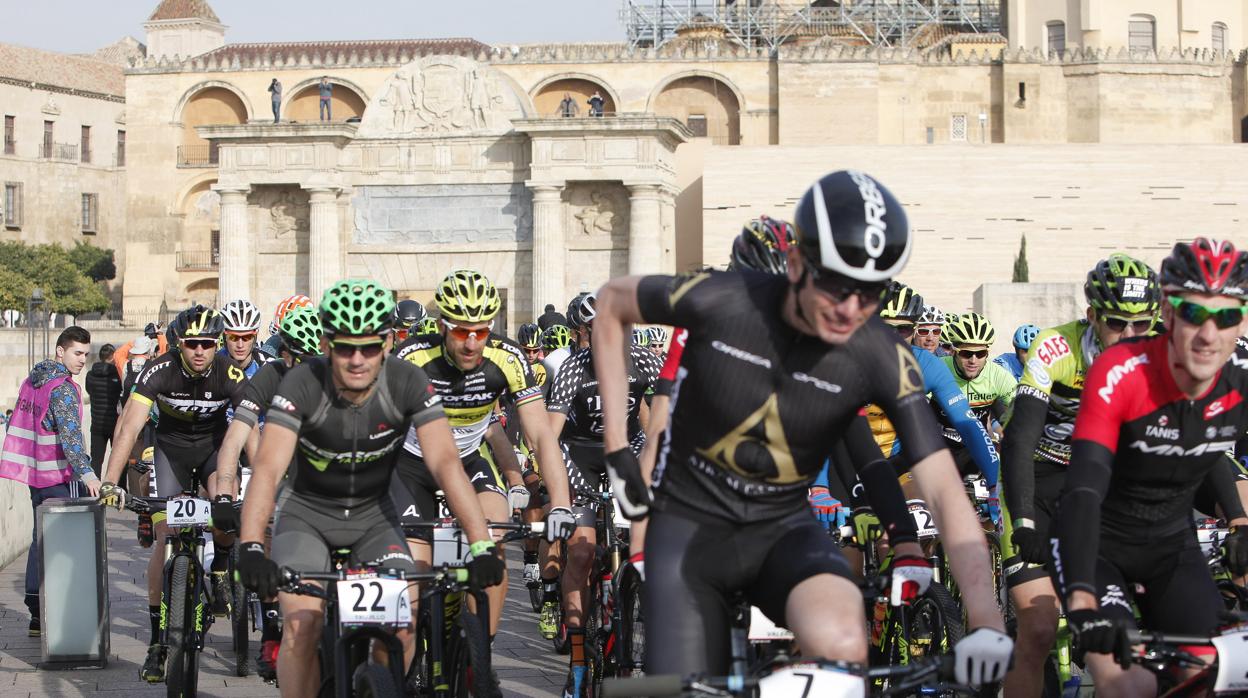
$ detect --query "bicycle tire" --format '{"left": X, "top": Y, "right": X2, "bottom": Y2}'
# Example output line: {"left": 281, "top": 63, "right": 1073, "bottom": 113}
{"left": 458, "top": 609, "right": 501, "bottom": 698}
{"left": 528, "top": 582, "right": 543, "bottom": 614}
{"left": 984, "top": 532, "right": 1009, "bottom": 618}
{"left": 166, "top": 554, "right": 198, "bottom": 698}
{"left": 353, "top": 662, "right": 401, "bottom": 698}
{"left": 908, "top": 582, "right": 964, "bottom": 658}
{"left": 229, "top": 547, "right": 250, "bottom": 677}
{"left": 616, "top": 565, "right": 645, "bottom": 677}
{"left": 586, "top": 581, "right": 604, "bottom": 697}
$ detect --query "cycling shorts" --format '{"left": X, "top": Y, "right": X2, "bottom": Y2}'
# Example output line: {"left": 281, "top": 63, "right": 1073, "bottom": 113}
{"left": 643, "top": 503, "right": 853, "bottom": 675}
{"left": 1000, "top": 465, "right": 1065, "bottom": 589}
{"left": 393, "top": 443, "right": 507, "bottom": 539}
{"left": 152, "top": 439, "right": 219, "bottom": 497}
{"left": 271, "top": 489, "right": 416, "bottom": 575}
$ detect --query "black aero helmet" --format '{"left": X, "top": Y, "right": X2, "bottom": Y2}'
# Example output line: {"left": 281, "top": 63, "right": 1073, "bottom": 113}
{"left": 792, "top": 170, "right": 911, "bottom": 283}
{"left": 392, "top": 299, "right": 427, "bottom": 329}
{"left": 517, "top": 323, "right": 542, "bottom": 349}
{"left": 1159, "top": 238, "right": 1248, "bottom": 300}
{"left": 730, "top": 216, "right": 796, "bottom": 274}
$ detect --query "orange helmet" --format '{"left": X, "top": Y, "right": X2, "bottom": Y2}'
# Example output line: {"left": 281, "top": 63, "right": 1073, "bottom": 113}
{"left": 269, "top": 294, "right": 313, "bottom": 335}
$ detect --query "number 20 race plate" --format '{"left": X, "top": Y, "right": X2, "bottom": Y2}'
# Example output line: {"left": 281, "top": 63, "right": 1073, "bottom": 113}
{"left": 166, "top": 497, "right": 211, "bottom": 526}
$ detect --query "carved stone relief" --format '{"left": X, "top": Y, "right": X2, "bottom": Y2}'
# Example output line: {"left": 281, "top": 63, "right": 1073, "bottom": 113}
{"left": 256, "top": 187, "right": 309, "bottom": 241}
{"left": 358, "top": 55, "right": 526, "bottom": 138}
{"left": 566, "top": 184, "right": 627, "bottom": 240}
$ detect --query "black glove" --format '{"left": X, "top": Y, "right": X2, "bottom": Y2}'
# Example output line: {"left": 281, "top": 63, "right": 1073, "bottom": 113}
{"left": 211, "top": 495, "right": 238, "bottom": 532}
{"left": 1011, "top": 525, "right": 1048, "bottom": 565}
{"left": 237, "top": 541, "right": 280, "bottom": 599}
{"left": 1223, "top": 526, "right": 1248, "bottom": 576}
{"left": 1068, "top": 608, "right": 1128, "bottom": 664}
{"left": 467, "top": 541, "right": 505, "bottom": 590}
{"left": 605, "top": 448, "right": 651, "bottom": 521}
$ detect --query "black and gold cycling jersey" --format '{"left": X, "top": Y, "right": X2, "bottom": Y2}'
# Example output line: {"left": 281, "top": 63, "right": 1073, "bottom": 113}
{"left": 131, "top": 351, "right": 248, "bottom": 447}
{"left": 394, "top": 333, "right": 542, "bottom": 457}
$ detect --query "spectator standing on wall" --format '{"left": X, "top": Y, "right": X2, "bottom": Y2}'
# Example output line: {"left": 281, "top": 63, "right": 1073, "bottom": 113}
{"left": 268, "top": 78, "right": 282, "bottom": 123}
{"left": 559, "top": 92, "right": 579, "bottom": 118}
{"left": 85, "top": 344, "right": 122, "bottom": 478}
{"left": 319, "top": 76, "right": 333, "bottom": 120}
{"left": 588, "top": 91, "right": 605, "bottom": 117}
{"left": 0, "top": 327, "right": 95, "bottom": 637}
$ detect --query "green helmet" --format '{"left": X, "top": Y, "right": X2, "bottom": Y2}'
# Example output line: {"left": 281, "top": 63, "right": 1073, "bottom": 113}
{"left": 631, "top": 328, "right": 650, "bottom": 346}
{"left": 435, "top": 270, "right": 501, "bottom": 323}
{"left": 945, "top": 312, "right": 996, "bottom": 346}
{"left": 320, "top": 279, "right": 395, "bottom": 336}
{"left": 879, "top": 282, "right": 925, "bottom": 321}
{"left": 416, "top": 316, "right": 439, "bottom": 336}
{"left": 279, "top": 304, "right": 323, "bottom": 356}
{"left": 542, "top": 325, "right": 573, "bottom": 351}
{"left": 1085, "top": 253, "right": 1160, "bottom": 315}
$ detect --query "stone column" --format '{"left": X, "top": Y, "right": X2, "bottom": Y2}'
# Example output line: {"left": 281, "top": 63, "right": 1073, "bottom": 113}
{"left": 528, "top": 183, "right": 565, "bottom": 317}
{"left": 306, "top": 187, "right": 342, "bottom": 303}
{"left": 659, "top": 189, "right": 677, "bottom": 273}
{"left": 626, "top": 184, "right": 663, "bottom": 276}
{"left": 215, "top": 187, "right": 251, "bottom": 303}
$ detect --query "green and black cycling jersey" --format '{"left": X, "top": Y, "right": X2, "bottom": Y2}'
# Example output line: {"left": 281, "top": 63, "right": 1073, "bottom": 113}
{"left": 232, "top": 360, "right": 291, "bottom": 429}
{"left": 130, "top": 350, "right": 248, "bottom": 446}
{"left": 265, "top": 356, "right": 444, "bottom": 506}
{"left": 547, "top": 344, "right": 662, "bottom": 448}
{"left": 634, "top": 270, "right": 948, "bottom": 523}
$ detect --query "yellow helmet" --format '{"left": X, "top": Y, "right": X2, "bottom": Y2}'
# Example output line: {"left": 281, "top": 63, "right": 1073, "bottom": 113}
{"left": 434, "top": 270, "right": 501, "bottom": 323}
{"left": 944, "top": 312, "right": 996, "bottom": 347}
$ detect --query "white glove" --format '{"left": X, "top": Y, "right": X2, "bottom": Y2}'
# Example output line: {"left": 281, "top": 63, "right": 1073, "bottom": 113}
{"left": 545, "top": 506, "right": 576, "bottom": 543}
{"left": 954, "top": 627, "right": 1013, "bottom": 686}
{"left": 888, "top": 555, "right": 934, "bottom": 606}
{"left": 507, "top": 485, "right": 530, "bottom": 510}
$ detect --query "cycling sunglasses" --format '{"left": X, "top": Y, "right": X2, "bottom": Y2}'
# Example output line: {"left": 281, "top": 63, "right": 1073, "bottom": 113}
{"left": 1099, "top": 314, "right": 1153, "bottom": 334}
{"left": 329, "top": 339, "right": 385, "bottom": 359}
{"left": 888, "top": 323, "right": 916, "bottom": 339}
{"left": 1167, "top": 296, "right": 1245, "bottom": 330}
{"left": 915, "top": 327, "right": 940, "bottom": 337}
{"left": 806, "top": 267, "right": 888, "bottom": 306}
{"left": 181, "top": 338, "right": 217, "bottom": 350}
{"left": 442, "top": 319, "right": 492, "bottom": 342}
{"left": 956, "top": 349, "right": 989, "bottom": 360}
{"left": 224, "top": 332, "right": 256, "bottom": 343}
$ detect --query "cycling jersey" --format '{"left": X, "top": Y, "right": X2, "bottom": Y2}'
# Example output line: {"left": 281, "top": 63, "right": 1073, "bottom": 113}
{"left": 542, "top": 346, "right": 572, "bottom": 382}
{"left": 993, "top": 352, "right": 1024, "bottom": 380}
{"left": 394, "top": 333, "right": 541, "bottom": 458}
{"left": 1006, "top": 319, "right": 1098, "bottom": 468}
{"left": 635, "top": 270, "right": 947, "bottom": 523}
{"left": 219, "top": 347, "right": 275, "bottom": 380}
{"left": 547, "top": 344, "right": 661, "bottom": 447}
{"left": 232, "top": 361, "right": 291, "bottom": 429}
{"left": 653, "top": 327, "right": 689, "bottom": 398}
{"left": 265, "top": 356, "right": 444, "bottom": 506}
{"left": 130, "top": 352, "right": 248, "bottom": 447}
{"left": 935, "top": 356, "right": 1016, "bottom": 440}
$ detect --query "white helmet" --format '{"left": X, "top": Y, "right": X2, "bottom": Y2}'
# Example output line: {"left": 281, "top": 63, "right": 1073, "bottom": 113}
{"left": 220, "top": 299, "right": 262, "bottom": 333}
{"left": 917, "top": 304, "right": 945, "bottom": 326}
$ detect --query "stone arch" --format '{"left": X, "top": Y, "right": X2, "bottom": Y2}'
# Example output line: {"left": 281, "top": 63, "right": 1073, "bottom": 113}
{"left": 531, "top": 72, "right": 620, "bottom": 116}
{"left": 176, "top": 176, "right": 222, "bottom": 270}
{"left": 176, "top": 82, "right": 250, "bottom": 160}
{"left": 647, "top": 71, "right": 744, "bottom": 145}
{"left": 172, "top": 80, "right": 253, "bottom": 125}
{"left": 184, "top": 277, "right": 219, "bottom": 307}
{"left": 282, "top": 76, "right": 370, "bottom": 122}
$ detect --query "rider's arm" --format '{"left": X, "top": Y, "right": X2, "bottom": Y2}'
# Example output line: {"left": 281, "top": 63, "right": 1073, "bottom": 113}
{"left": 841, "top": 413, "right": 919, "bottom": 546}
{"left": 638, "top": 394, "right": 669, "bottom": 484}
{"left": 920, "top": 349, "right": 1001, "bottom": 487}
{"left": 418, "top": 416, "right": 493, "bottom": 545}
{"left": 103, "top": 396, "right": 152, "bottom": 484}
{"left": 515, "top": 398, "right": 571, "bottom": 509}
{"left": 1000, "top": 332, "right": 1066, "bottom": 525}
{"left": 1209, "top": 454, "right": 1248, "bottom": 527}
{"left": 214, "top": 418, "right": 253, "bottom": 499}
{"left": 239, "top": 421, "right": 296, "bottom": 542}
{"left": 484, "top": 421, "right": 524, "bottom": 489}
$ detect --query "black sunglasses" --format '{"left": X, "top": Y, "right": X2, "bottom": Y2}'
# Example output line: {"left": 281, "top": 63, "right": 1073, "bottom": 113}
{"left": 1099, "top": 314, "right": 1153, "bottom": 334}
{"left": 1168, "top": 296, "right": 1245, "bottom": 330}
{"left": 806, "top": 267, "right": 888, "bottom": 306}
{"left": 182, "top": 338, "right": 217, "bottom": 350}
{"left": 890, "top": 323, "right": 916, "bottom": 338}
{"left": 956, "top": 349, "right": 989, "bottom": 360}
{"left": 330, "top": 340, "right": 385, "bottom": 359}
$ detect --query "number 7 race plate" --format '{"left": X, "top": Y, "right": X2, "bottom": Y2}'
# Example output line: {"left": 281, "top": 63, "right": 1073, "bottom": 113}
{"left": 336, "top": 575, "right": 412, "bottom": 626}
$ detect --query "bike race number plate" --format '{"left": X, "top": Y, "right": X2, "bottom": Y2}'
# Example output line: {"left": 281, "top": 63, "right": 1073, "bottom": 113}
{"left": 166, "top": 496, "right": 211, "bottom": 526}
{"left": 748, "top": 606, "right": 796, "bottom": 642}
{"left": 759, "top": 664, "right": 864, "bottom": 698}
{"left": 337, "top": 574, "right": 412, "bottom": 626}
{"left": 1212, "top": 630, "right": 1248, "bottom": 694}
{"left": 906, "top": 499, "right": 939, "bottom": 539}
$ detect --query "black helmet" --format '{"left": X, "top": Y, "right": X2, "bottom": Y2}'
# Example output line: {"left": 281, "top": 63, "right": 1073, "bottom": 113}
{"left": 1085, "top": 254, "right": 1160, "bottom": 315}
{"left": 730, "top": 216, "right": 795, "bottom": 274}
{"left": 517, "top": 323, "right": 542, "bottom": 349}
{"left": 172, "top": 304, "right": 224, "bottom": 340}
{"left": 1159, "top": 238, "right": 1248, "bottom": 300}
{"left": 879, "top": 282, "right": 925, "bottom": 321}
{"left": 792, "top": 170, "right": 911, "bottom": 284}
{"left": 567, "top": 292, "right": 597, "bottom": 329}
{"left": 392, "top": 299, "right": 427, "bottom": 329}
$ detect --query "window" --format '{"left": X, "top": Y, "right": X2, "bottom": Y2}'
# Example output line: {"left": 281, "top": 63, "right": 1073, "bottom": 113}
{"left": 1213, "top": 22, "right": 1228, "bottom": 52}
{"left": 3, "top": 116, "right": 13, "bottom": 155}
{"left": 4, "top": 182, "right": 22, "bottom": 228}
{"left": 42, "top": 120, "right": 53, "bottom": 158}
{"left": 80, "top": 125, "right": 91, "bottom": 163}
{"left": 116, "top": 130, "right": 126, "bottom": 167}
{"left": 1129, "top": 14, "right": 1156, "bottom": 51}
{"left": 81, "top": 193, "right": 98, "bottom": 233}
{"left": 950, "top": 113, "right": 968, "bottom": 142}
{"left": 1047, "top": 21, "right": 1066, "bottom": 54}
{"left": 686, "top": 114, "right": 708, "bottom": 138}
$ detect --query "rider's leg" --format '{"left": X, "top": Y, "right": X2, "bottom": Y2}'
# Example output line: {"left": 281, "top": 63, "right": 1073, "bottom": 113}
{"left": 561, "top": 522, "right": 597, "bottom": 628}
{"left": 786, "top": 575, "right": 868, "bottom": 662}
{"left": 276, "top": 589, "right": 326, "bottom": 698}
{"left": 474, "top": 490, "right": 510, "bottom": 636}
{"left": 1081, "top": 654, "right": 1154, "bottom": 698}
{"left": 1004, "top": 577, "right": 1060, "bottom": 698}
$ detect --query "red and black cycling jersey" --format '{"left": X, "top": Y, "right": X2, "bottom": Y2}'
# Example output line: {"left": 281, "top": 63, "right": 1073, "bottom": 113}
{"left": 653, "top": 327, "right": 688, "bottom": 398}
{"left": 634, "top": 270, "right": 947, "bottom": 523}
{"left": 130, "top": 351, "right": 248, "bottom": 446}
{"left": 1054, "top": 334, "right": 1248, "bottom": 596}
{"left": 547, "top": 344, "right": 661, "bottom": 447}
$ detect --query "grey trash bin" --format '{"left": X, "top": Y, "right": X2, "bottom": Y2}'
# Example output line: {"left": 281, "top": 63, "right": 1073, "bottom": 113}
{"left": 37, "top": 497, "right": 109, "bottom": 668}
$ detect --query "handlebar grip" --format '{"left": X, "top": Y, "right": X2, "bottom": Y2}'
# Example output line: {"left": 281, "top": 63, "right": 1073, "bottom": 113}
{"left": 602, "top": 675, "right": 683, "bottom": 698}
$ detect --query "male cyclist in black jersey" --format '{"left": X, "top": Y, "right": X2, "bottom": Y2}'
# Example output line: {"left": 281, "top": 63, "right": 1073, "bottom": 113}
{"left": 98, "top": 305, "right": 249, "bottom": 682}
{"left": 1054, "top": 238, "right": 1248, "bottom": 697}
{"left": 234, "top": 280, "right": 503, "bottom": 698}
{"left": 391, "top": 299, "right": 426, "bottom": 346}
{"left": 593, "top": 171, "right": 1012, "bottom": 687}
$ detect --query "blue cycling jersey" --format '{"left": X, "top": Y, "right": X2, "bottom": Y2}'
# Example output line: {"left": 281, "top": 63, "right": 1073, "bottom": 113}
{"left": 993, "top": 352, "right": 1023, "bottom": 381}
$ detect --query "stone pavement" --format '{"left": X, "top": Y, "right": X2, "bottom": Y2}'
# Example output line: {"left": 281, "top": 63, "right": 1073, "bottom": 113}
{"left": 0, "top": 508, "right": 565, "bottom": 696}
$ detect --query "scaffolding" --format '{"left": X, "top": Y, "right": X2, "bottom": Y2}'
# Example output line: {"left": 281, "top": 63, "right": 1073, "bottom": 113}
{"left": 620, "top": 0, "right": 1002, "bottom": 50}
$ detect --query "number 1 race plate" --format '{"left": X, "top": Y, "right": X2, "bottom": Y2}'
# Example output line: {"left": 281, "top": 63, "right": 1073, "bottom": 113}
{"left": 337, "top": 574, "right": 412, "bottom": 626}
{"left": 167, "top": 496, "right": 211, "bottom": 526}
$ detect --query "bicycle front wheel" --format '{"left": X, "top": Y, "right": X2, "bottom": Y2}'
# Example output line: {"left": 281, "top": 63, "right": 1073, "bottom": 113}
{"left": 165, "top": 554, "right": 200, "bottom": 698}
{"left": 353, "top": 662, "right": 401, "bottom": 698}
{"left": 454, "top": 608, "right": 500, "bottom": 698}
{"left": 229, "top": 547, "right": 250, "bottom": 676}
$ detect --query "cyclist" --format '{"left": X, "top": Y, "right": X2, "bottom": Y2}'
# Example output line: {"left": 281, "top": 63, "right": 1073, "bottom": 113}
{"left": 220, "top": 299, "right": 273, "bottom": 379}
{"left": 994, "top": 324, "right": 1040, "bottom": 380}
{"left": 545, "top": 291, "right": 663, "bottom": 698}
{"left": 940, "top": 313, "right": 1016, "bottom": 448}
{"left": 260, "top": 294, "right": 313, "bottom": 357}
{"left": 630, "top": 327, "right": 650, "bottom": 348}
{"left": 234, "top": 280, "right": 504, "bottom": 698}
{"left": 391, "top": 299, "right": 426, "bottom": 346}
{"left": 645, "top": 325, "right": 668, "bottom": 358}
{"left": 593, "top": 170, "right": 1011, "bottom": 686}
{"left": 392, "top": 270, "right": 577, "bottom": 636}
{"left": 542, "top": 324, "right": 575, "bottom": 380}
{"left": 213, "top": 303, "right": 323, "bottom": 680}
{"left": 517, "top": 322, "right": 545, "bottom": 366}
{"left": 1054, "top": 238, "right": 1248, "bottom": 697}
{"left": 999, "top": 253, "right": 1160, "bottom": 697}
{"left": 98, "top": 305, "right": 249, "bottom": 683}
{"left": 915, "top": 304, "right": 947, "bottom": 355}
{"left": 415, "top": 315, "right": 438, "bottom": 336}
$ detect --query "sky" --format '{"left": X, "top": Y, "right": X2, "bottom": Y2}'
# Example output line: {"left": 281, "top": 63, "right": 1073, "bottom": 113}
{"left": 0, "top": 0, "right": 625, "bottom": 54}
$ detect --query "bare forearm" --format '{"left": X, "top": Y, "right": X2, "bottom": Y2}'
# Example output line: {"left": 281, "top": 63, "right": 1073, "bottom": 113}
{"left": 593, "top": 283, "right": 636, "bottom": 452}
{"left": 533, "top": 426, "right": 570, "bottom": 508}
{"left": 215, "top": 421, "right": 252, "bottom": 498}
{"left": 485, "top": 424, "right": 523, "bottom": 488}
{"left": 639, "top": 394, "right": 670, "bottom": 483}
{"left": 103, "top": 405, "right": 146, "bottom": 483}
{"left": 240, "top": 466, "right": 280, "bottom": 541}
